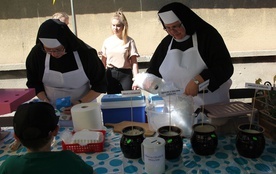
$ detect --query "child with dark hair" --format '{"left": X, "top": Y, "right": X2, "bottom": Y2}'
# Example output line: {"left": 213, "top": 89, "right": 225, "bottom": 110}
{"left": 0, "top": 102, "right": 94, "bottom": 174}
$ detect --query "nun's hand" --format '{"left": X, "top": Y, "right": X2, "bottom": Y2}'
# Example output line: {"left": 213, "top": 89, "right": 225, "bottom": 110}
{"left": 132, "top": 84, "right": 139, "bottom": 90}
{"left": 184, "top": 80, "right": 199, "bottom": 96}
{"left": 63, "top": 106, "right": 73, "bottom": 115}
{"left": 132, "top": 78, "right": 140, "bottom": 90}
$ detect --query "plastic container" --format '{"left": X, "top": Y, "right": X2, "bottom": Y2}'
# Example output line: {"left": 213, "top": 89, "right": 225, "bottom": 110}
{"left": 146, "top": 95, "right": 195, "bottom": 138}
{"left": 101, "top": 94, "right": 146, "bottom": 124}
{"left": 204, "top": 102, "right": 257, "bottom": 126}
{"left": 147, "top": 94, "right": 164, "bottom": 103}
{"left": 201, "top": 102, "right": 259, "bottom": 135}
{"left": 146, "top": 109, "right": 195, "bottom": 138}
{"left": 147, "top": 94, "right": 164, "bottom": 112}
{"left": 61, "top": 130, "right": 106, "bottom": 153}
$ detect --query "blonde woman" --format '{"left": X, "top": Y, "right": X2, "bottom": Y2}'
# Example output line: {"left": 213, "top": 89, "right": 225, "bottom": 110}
{"left": 101, "top": 10, "right": 139, "bottom": 94}
{"left": 52, "top": 12, "right": 69, "bottom": 25}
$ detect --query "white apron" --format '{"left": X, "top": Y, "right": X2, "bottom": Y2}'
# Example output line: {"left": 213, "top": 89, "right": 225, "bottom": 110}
{"left": 159, "top": 34, "right": 231, "bottom": 109}
{"left": 42, "top": 51, "right": 90, "bottom": 106}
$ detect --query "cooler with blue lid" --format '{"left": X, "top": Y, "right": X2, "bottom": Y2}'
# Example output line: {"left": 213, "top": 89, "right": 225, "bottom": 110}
{"left": 101, "top": 94, "right": 146, "bottom": 124}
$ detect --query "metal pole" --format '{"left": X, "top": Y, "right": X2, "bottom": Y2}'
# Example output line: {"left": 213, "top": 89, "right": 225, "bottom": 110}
{"left": 70, "top": 0, "right": 77, "bottom": 36}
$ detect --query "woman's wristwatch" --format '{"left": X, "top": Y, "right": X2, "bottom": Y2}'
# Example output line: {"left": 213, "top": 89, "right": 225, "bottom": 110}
{"left": 193, "top": 77, "right": 200, "bottom": 85}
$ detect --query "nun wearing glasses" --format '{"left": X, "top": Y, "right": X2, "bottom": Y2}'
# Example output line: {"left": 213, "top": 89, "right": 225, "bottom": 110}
{"left": 146, "top": 2, "right": 233, "bottom": 109}
{"left": 26, "top": 19, "right": 107, "bottom": 113}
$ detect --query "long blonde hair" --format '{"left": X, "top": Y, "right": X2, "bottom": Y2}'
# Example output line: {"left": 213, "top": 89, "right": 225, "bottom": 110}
{"left": 112, "top": 9, "right": 128, "bottom": 44}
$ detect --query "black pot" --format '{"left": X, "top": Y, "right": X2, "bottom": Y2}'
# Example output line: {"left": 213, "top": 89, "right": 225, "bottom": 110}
{"left": 158, "top": 126, "right": 183, "bottom": 160}
{"left": 120, "top": 126, "right": 145, "bottom": 159}
{"left": 236, "top": 123, "right": 265, "bottom": 158}
{"left": 191, "top": 123, "right": 218, "bottom": 156}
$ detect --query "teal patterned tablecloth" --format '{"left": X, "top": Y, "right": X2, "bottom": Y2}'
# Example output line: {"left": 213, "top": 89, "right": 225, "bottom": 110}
{"left": 0, "top": 126, "right": 275, "bottom": 174}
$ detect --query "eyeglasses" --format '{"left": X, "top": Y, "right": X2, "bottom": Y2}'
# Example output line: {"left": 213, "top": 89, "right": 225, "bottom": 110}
{"left": 164, "top": 23, "right": 183, "bottom": 31}
{"left": 42, "top": 46, "right": 65, "bottom": 54}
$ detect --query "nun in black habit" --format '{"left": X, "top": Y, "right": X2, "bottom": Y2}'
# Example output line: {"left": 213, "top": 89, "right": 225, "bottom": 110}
{"left": 146, "top": 2, "right": 234, "bottom": 108}
{"left": 26, "top": 19, "right": 107, "bottom": 112}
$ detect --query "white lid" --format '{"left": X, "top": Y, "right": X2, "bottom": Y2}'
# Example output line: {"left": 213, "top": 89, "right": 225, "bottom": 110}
{"left": 142, "top": 137, "right": 165, "bottom": 148}
{"left": 101, "top": 100, "right": 146, "bottom": 109}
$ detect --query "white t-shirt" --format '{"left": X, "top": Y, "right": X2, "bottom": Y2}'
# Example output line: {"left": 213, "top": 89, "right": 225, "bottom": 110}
{"left": 101, "top": 35, "right": 139, "bottom": 69}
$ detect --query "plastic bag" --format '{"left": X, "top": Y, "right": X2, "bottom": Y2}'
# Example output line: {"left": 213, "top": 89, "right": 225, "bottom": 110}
{"left": 133, "top": 73, "right": 164, "bottom": 94}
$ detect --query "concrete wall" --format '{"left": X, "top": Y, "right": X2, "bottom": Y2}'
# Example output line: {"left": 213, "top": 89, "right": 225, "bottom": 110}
{"left": 0, "top": 0, "right": 276, "bottom": 89}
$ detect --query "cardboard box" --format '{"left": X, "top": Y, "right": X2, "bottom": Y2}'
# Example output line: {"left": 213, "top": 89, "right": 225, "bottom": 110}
{"left": 101, "top": 94, "right": 146, "bottom": 124}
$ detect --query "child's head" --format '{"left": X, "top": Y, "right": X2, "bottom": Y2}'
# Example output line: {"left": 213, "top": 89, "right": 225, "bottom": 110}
{"left": 13, "top": 102, "right": 59, "bottom": 151}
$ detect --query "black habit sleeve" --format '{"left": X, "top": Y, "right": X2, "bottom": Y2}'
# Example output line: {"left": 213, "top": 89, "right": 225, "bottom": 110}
{"left": 26, "top": 45, "right": 47, "bottom": 95}
{"left": 197, "top": 27, "right": 234, "bottom": 92}
{"left": 78, "top": 48, "right": 107, "bottom": 93}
